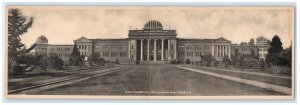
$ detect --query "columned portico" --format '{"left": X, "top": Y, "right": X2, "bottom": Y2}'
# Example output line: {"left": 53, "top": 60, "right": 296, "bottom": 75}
{"left": 161, "top": 39, "right": 164, "bottom": 60}
{"left": 131, "top": 38, "right": 176, "bottom": 62}
{"left": 147, "top": 39, "right": 150, "bottom": 60}
{"left": 215, "top": 45, "right": 230, "bottom": 57}
{"left": 168, "top": 39, "right": 170, "bottom": 60}
{"left": 140, "top": 39, "right": 144, "bottom": 61}
{"left": 154, "top": 39, "right": 157, "bottom": 61}
{"left": 128, "top": 20, "right": 177, "bottom": 63}
{"left": 213, "top": 44, "right": 231, "bottom": 61}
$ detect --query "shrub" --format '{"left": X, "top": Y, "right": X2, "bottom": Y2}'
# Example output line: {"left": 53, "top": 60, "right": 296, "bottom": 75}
{"left": 213, "top": 60, "right": 218, "bottom": 67}
{"left": 88, "top": 53, "right": 106, "bottom": 66}
{"left": 186, "top": 58, "right": 191, "bottom": 64}
{"left": 242, "top": 57, "right": 260, "bottom": 69}
{"left": 223, "top": 55, "right": 231, "bottom": 68}
{"left": 115, "top": 59, "right": 120, "bottom": 64}
{"left": 48, "top": 54, "right": 64, "bottom": 70}
{"left": 170, "top": 59, "right": 178, "bottom": 64}
{"left": 69, "top": 43, "right": 81, "bottom": 66}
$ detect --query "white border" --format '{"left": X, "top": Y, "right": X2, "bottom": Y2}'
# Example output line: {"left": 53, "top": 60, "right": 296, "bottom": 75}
{"left": 0, "top": 0, "right": 298, "bottom": 105}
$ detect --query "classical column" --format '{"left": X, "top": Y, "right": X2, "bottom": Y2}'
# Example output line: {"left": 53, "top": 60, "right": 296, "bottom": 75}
{"left": 154, "top": 39, "right": 157, "bottom": 61}
{"left": 218, "top": 45, "right": 220, "bottom": 57}
{"left": 221, "top": 45, "right": 224, "bottom": 57}
{"left": 134, "top": 39, "right": 137, "bottom": 60}
{"left": 128, "top": 40, "right": 131, "bottom": 59}
{"left": 225, "top": 45, "right": 227, "bottom": 56}
{"left": 147, "top": 39, "right": 150, "bottom": 61}
{"left": 212, "top": 45, "right": 214, "bottom": 56}
{"left": 140, "top": 39, "right": 143, "bottom": 61}
{"left": 216, "top": 45, "right": 219, "bottom": 56}
{"left": 174, "top": 39, "right": 177, "bottom": 60}
{"left": 220, "top": 45, "right": 223, "bottom": 57}
{"left": 161, "top": 39, "right": 164, "bottom": 60}
{"left": 228, "top": 45, "right": 231, "bottom": 59}
{"left": 223, "top": 45, "right": 226, "bottom": 56}
{"left": 86, "top": 45, "right": 88, "bottom": 55}
{"left": 168, "top": 39, "right": 170, "bottom": 60}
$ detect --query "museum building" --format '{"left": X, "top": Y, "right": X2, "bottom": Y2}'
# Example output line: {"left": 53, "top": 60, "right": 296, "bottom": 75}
{"left": 35, "top": 20, "right": 269, "bottom": 64}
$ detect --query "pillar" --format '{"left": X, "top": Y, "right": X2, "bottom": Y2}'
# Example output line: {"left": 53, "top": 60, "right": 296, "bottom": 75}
{"left": 128, "top": 40, "right": 131, "bottom": 59}
{"left": 140, "top": 39, "right": 143, "bottom": 61}
{"left": 174, "top": 39, "right": 177, "bottom": 60}
{"left": 228, "top": 45, "right": 231, "bottom": 60}
{"left": 154, "top": 39, "right": 157, "bottom": 61}
{"left": 220, "top": 45, "right": 223, "bottom": 57}
{"left": 212, "top": 45, "right": 214, "bottom": 56}
{"left": 217, "top": 45, "right": 219, "bottom": 56}
{"left": 161, "top": 39, "right": 164, "bottom": 60}
{"left": 225, "top": 45, "right": 227, "bottom": 56}
{"left": 134, "top": 39, "right": 137, "bottom": 60}
{"left": 221, "top": 45, "right": 223, "bottom": 57}
{"left": 168, "top": 39, "right": 170, "bottom": 60}
{"left": 223, "top": 45, "right": 225, "bottom": 56}
{"left": 147, "top": 39, "right": 150, "bottom": 61}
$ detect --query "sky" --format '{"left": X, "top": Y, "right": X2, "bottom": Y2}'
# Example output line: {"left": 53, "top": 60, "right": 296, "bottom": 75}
{"left": 9, "top": 6, "right": 294, "bottom": 48}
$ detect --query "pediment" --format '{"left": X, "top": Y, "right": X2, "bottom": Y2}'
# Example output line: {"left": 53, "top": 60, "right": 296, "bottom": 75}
{"left": 214, "top": 37, "right": 231, "bottom": 43}
{"left": 74, "top": 37, "right": 92, "bottom": 43}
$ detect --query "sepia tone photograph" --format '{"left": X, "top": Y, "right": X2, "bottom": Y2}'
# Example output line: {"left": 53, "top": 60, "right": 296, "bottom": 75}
{"left": 5, "top": 6, "right": 294, "bottom": 99}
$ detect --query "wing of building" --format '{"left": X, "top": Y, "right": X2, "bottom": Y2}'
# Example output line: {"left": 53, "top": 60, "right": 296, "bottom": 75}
{"left": 35, "top": 20, "right": 270, "bottom": 65}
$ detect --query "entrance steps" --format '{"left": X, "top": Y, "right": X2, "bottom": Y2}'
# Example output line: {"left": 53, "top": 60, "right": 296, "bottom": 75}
{"left": 139, "top": 61, "right": 169, "bottom": 64}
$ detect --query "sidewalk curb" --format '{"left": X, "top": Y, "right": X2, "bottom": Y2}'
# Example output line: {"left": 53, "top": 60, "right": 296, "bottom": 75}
{"left": 198, "top": 66, "right": 291, "bottom": 79}
{"left": 176, "top": 66, "right": 291, "bottom": 95}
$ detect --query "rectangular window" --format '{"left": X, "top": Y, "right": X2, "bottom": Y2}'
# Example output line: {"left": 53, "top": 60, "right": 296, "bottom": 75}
{"left": 187, "top": 52, "right": 193, "bottom": 57}
{"left": 111, "top": 52, "right": 118, "bottom": 57}
{"left": 204, "top": 46, "right": 209, "bottom": 50}
{"left": 120, "top": 52, "right": 127, "bottom": 57}
{"left": 177, "top": 52, "right": 184, "bottom": 57}
{"left": 103, "top": 52, "right": 109, "bottom": 57}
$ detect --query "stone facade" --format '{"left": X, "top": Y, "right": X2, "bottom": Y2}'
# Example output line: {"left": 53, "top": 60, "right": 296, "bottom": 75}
{"left": 35, "top": 20, "right": 270, "bottom": 64}
{"left": 231, "top": 44, "right": 258, "bottom": 56}
{"left": 47, "top": 45, "right": 73, "bottom": 64}
{"left": 256, "top": 36, "right": 271, "bottom": 60}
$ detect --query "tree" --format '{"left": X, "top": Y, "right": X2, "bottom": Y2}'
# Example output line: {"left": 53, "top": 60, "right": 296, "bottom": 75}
{"left": 186, "top": 58, "right": 191, "bottom": 64}
{"left": 268, "top": 35, "right": 283, "bottom": 54}
{"left": 249, "top": 38, "right": 255, "bottom": 45}
{"left": 69, "top": 43, "right": 81, "bottom": 66}
{"left": 239, "top": 55, "right": 245, "bottom": 70}
{"left": 115, "top": 59, "right": 120, "bottom": 64}
{"left": 88, "top": 53, "right": 106, "bottom": 66}
{"left": 231, "top": 48, "right": 239, "bottom": 67}
{"left": 8, "top": 9, "right": 34, "bottom": 76}
{"left": 279, "top": 47, "right": 292, "bottom": 67}
{"left": 266, "top": 35, "right": 283, "bottom": 65}
{"left": 38, "top": 56, "right": 48, "bottom": 70}
{"left": 223, "top": 55, "right": 231, "bottom": 68}
{"left": 213, "top": 59, "right": 218, "bottom": 67}
{"left": 260, "top": 59, "right": 265, "bottom": 71}
{"left": 240, "top": 42, "right": 248, "bottom": 45}
{"left": 250, "top": 49, "right": 256, "bottom": 58}
{"left": 47, "top": 54, "right": 64, "bottom": 70}
{"left": 12, "top": 44, "right": 44, "bottom": 75}
{"left": 201, "top": 54, "right": 213, "bottom": 67}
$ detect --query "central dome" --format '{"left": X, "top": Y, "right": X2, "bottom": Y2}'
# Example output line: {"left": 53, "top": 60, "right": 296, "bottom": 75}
{"left": 36, "top": 35, "right": 48, "bottom": 44}
{"left": 143, "top": 20, "right": 163, "bottom": 30}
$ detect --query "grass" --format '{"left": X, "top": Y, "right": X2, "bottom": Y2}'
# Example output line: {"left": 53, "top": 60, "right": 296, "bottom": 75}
{"left": 7, "top": 66, "right": 116, "bottom": 91}
{"left": 182, "top": 65, "right": 292, "bottom": 87}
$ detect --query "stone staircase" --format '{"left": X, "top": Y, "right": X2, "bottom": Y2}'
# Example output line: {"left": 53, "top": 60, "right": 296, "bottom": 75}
{"left": 138, "top": 61, "right": 169, "bottom": 65}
